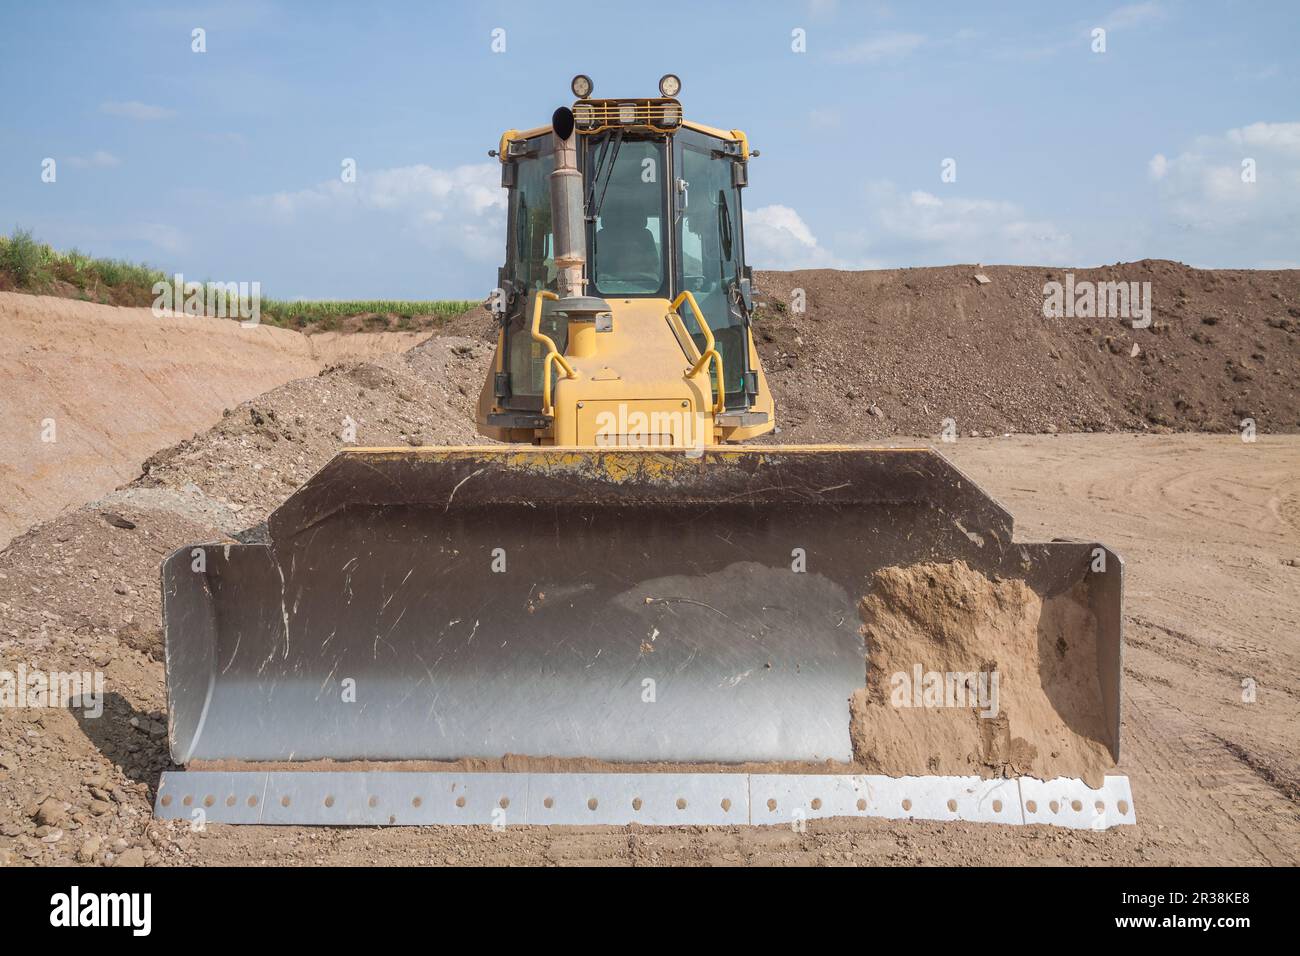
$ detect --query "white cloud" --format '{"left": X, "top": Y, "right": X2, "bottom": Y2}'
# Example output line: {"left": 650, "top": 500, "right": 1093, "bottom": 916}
{"left": 864, "top": 182, "right": 1074, "bottom": 265}
{"left": 101, "top": 100, "right": 176, "bottom": 121}
{"left": 1149, "top": 121, "right": 1300, "bottom": 264}
{"left": 746, "top": 205, "right": 833, "bottom": 269}
{"left": 1006, "top": 2, "right": 1165, "bottom": 60}
{"left": 259, "top": 162, "right": 506, "bottom": 261}
{"left": 128, "top": 222, "right": 189, "bottom": 255}
{"left": 1100, "top": 2, "right": 1165, "bottom": 31}
{"left": 66, "top": 150, "right": 121, "bottom": 168}
{"left": 830, "top": 32, "right": 926, "bottom": 64}
{"left": 1226, "top": 121, "right": 1300, "bottom": 157}
{"left": 1148, "top": 153, "right": 1168, "bottom": 180}
{"left": 745, "top": 204, "right": 881, "bottom": 270}
{"left": 1157, "top": 121, "right": 1300, "bottom": 219}
{"left": 56, "top": 221, "right": 189, "bottom": 256}
{"left": 747, "top": 185, "right": 1074, "bottom": 270}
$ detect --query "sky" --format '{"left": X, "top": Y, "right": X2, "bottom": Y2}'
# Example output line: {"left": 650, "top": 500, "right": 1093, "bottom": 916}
{"left": 1, "top": 0, "right": 1297, "bottom": 299}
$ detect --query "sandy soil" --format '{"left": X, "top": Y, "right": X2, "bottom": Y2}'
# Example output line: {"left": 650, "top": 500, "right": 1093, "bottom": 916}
{"left": 852, "top": 561, "right": 1114, "bottom": 787}
{"left": 1, "top": 271, "right": 1297, "bottom": 866}
{"left": 0, "top": 292, "right": 428, "bottom": 547}
{"left": 1, "top": 433, "right": 1295, "bottom": 866}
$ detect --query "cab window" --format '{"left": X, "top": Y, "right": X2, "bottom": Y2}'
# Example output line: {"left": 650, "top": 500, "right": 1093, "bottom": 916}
{"left": 679, "top": 140, "right": 747, "bottom": 397}
{"left": 510, "top": 137, "right": 555, "bottom": 292}
{"left": 588, "top": 138, "right": 667, "bottom": 296}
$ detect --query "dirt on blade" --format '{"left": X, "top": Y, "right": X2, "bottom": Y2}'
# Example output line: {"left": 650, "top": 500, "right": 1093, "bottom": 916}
{"left": 851, "top": 560, "right": 1115, "bottom": 788}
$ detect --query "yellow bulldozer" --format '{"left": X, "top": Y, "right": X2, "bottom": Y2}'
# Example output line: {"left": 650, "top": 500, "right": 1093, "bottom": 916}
{"left": 154, "top": 75, "right": 1128, "bottom": 828}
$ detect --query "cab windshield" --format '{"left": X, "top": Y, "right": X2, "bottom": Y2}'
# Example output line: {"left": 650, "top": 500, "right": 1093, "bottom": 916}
{"left": 586, "top": 136, "right": 667, "bottom": 296}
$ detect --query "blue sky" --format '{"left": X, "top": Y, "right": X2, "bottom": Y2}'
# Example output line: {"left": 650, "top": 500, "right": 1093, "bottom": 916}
{"left": 1, "top": 0, "right": 1297, "bottom": 298}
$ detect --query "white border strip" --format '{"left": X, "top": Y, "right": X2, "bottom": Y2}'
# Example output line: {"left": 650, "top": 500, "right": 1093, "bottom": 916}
{"left": 155, "top": 771, "right": 1135, "bottom": 829}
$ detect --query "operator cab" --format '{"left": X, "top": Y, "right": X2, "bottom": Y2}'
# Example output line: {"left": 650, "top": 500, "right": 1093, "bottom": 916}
{"left": 492, "top": 77, "right": 759, "bottom": 419}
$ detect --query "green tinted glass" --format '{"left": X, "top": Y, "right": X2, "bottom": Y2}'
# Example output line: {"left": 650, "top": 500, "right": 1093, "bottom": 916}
{"left": 512, "top": 143, "right": 555, "bottom": 291}
{"left": 680, "top": 143, "right": 746, "bottom": 395}
{"left": 590, "top": 140, "right": 666, "bottom": 295}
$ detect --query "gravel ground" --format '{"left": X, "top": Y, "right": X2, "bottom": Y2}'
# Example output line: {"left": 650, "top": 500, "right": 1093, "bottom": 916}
{"left": 1, "top": 261, "right": 1297, "bottom": 866}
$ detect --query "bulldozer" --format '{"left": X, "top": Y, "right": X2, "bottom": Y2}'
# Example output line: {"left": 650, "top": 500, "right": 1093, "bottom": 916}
{"left": 154, "top": 75, "right": 1130, "bottom": 829}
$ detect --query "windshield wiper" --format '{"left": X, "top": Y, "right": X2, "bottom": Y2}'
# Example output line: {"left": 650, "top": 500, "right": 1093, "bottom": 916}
{"left": 584, "top": 128, "right": 623, "bottom": 222}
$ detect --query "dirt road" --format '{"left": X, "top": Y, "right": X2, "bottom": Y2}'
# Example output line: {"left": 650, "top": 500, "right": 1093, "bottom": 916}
{"left": 0, "top": 292, "right": 428, "bottom": 547}
{"left": 2, "top": 433, "right": 1294, "bottom": 866}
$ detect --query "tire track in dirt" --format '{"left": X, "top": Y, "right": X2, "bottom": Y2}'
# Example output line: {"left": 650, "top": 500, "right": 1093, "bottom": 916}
{"left": 949, "top": 434, "right": 1300, "bottom": 866}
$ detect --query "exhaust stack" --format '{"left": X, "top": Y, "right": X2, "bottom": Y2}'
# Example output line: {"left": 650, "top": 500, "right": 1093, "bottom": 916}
{"left": 549, "top": 106, "right": 609, "bottom": 320}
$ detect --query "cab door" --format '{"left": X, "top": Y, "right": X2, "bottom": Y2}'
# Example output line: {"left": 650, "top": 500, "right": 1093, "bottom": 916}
{"left": 673, "top": 128, "right": 752, "bottom": 409}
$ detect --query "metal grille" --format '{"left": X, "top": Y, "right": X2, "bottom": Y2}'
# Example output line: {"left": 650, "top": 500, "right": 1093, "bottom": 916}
{"left": 573, "top": 98, "right": 682, "bottom": 133}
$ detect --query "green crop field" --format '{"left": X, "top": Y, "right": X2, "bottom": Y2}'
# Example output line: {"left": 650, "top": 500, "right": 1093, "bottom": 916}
{"left": 0, "top": 229, "right": 479, "bottom": 329}
{"left": 261, "top": 298, "right": 479, "bottom": 330}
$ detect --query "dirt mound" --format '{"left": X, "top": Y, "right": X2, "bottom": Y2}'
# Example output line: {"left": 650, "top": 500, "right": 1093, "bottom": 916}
{"left": 755, "top": 261, "right": 1300, "bottom": 441}
{"left": 2, "top": 261, "right": 1298, "bottom": 866}
{"left": 132, "top": 336, "right": 490, "bottom": 527}
{"left": 0, "top": 501, "right": 228, "bottom": 866}
{"left": 0, "top": 334, "right": 494, "bottom": 866}
{"left": 850, "top": 560, "right": 1114, "bottom": 788}
{"left": 1, "top": 435, "right": 1296, "bottom": 865}
{"left": 431, "top": 303, "right": 495, "bottom": 341}
{"left": 300, "top": 330, "right": 431, "bottom": 363}
{"left": 0, "top": 292, "right": 433, "bottom": 547}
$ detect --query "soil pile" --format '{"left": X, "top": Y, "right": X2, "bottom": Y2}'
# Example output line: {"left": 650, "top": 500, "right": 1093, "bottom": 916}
{"left": 0, "top": 292, "right": 432, "bottom": 547}
{"left": 850, "top": 560, "right": 1114, "bottom": 787}
{"left": 754, "top": 261, "right": 1300, "bottom": 441}
{"left": 132, "top": 336, "right": 490, "bottom": 527}
{"left": 2, "top": 436, "right": 1297, "bottom": 865}
{"left": 0, "top": 503, "right": 225, "bottom": 866}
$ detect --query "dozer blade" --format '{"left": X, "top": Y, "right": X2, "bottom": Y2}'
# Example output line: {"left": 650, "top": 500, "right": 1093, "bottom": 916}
{"left": 161, "top": 446, "right": 1123, "bottom": 767}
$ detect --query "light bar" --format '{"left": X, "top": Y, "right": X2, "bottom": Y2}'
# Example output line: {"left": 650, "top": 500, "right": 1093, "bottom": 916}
{"left": 571, "top": 99, "right": 683, "bottom": 133}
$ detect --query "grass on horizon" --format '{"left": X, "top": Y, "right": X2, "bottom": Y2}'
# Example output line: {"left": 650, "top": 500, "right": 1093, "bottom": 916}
{"left": 0, "top": 229, "right": 480, "bottom": 329}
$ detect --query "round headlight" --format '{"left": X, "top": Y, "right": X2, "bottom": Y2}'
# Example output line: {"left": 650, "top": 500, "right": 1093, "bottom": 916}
{"left": 658, "top": 73, "right": 681, "bottom": 97}
{"left": 571, "top": 74, "right": 594, "bottom": 99}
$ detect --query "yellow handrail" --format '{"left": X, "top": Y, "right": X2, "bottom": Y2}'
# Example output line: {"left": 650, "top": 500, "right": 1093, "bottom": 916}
{"left": 672, "top": 290, "right": 726, "bottom": 415}
{"left": 531, "top": 290, "right": 576, "bottom": 415}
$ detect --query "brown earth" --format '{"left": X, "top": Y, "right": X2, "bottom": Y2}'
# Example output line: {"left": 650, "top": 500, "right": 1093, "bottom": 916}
{"left": 851, "top": 561, "right": 1113, "bottom": 788}
{"left": 0, "top": 292, "right": 430, "bottom": 548}
{"left": 1, "top": 431, "right": 1295, "bottom": 867}
{"left": 753, "top": 261, "right": 1300, "bottom": 441}
{"left": 131, "top": 340, "right": 488, "bottom": 526}
{"left": 1, "top": 263, "right": 1298, "bottom": 866}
